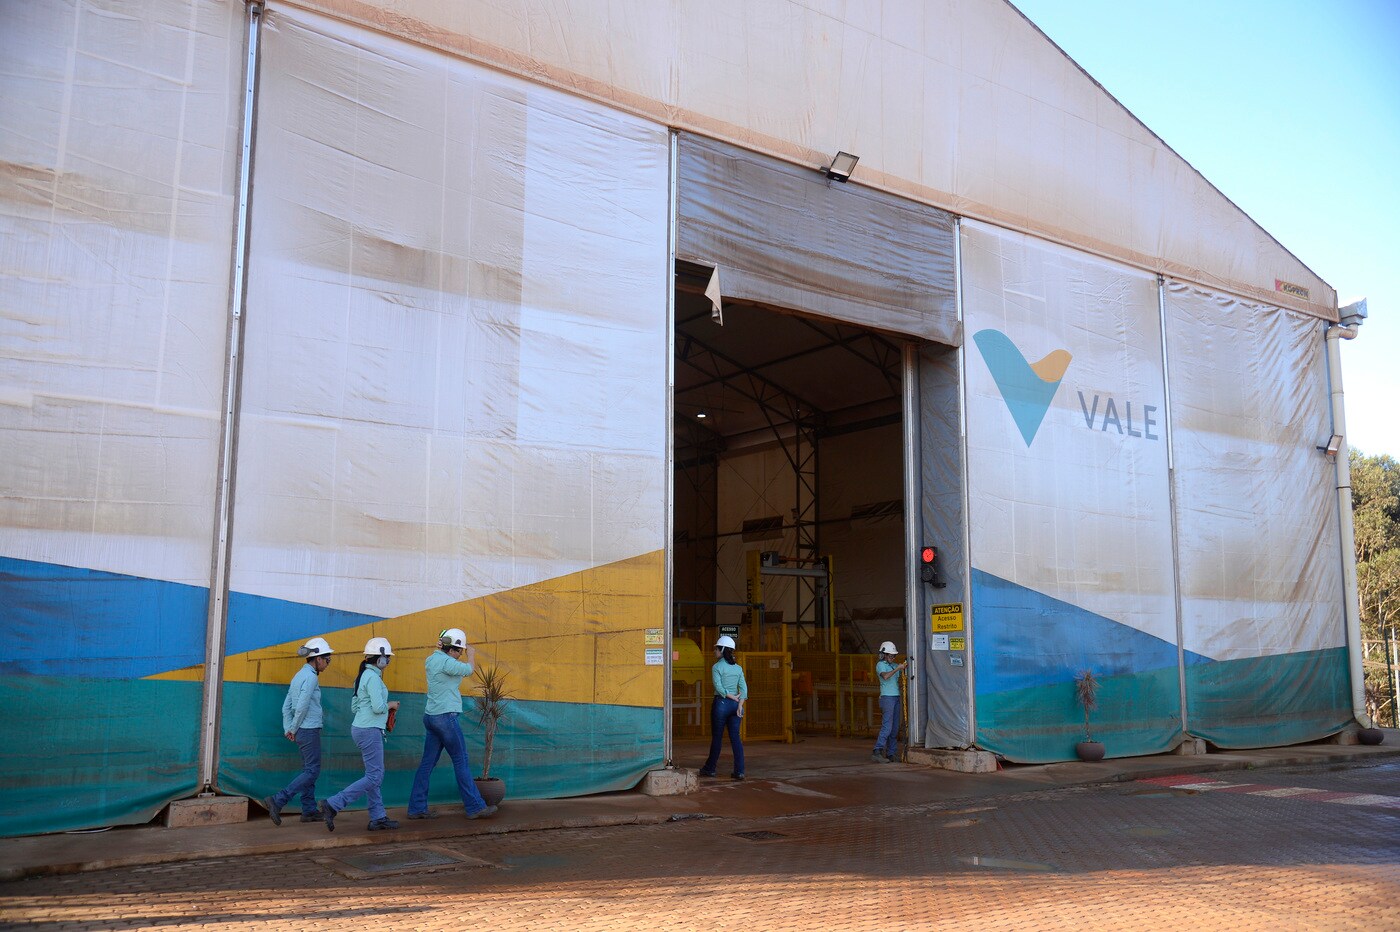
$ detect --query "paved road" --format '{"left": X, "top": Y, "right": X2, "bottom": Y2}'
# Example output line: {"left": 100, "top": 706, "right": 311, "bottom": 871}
{"left": 4, "top": 759, "right": 1397, "bottom": 931}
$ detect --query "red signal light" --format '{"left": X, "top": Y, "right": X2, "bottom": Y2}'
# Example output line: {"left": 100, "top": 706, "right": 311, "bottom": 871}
{"left": 920, "top": 546, "right": 937, "bottom": 564}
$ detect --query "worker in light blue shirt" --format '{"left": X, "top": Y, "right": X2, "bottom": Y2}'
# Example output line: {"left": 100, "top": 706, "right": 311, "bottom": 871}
{"left": 699, "top": 635, "right": 747, "bottom": 780}
{"left": 407, "top": 628, "right": 497, "bottom": 820}
{"left": 873, "top": 641, "right": 908, "bottom": 763}
{"left": 321, "top": 636, "right": 400, "bottom": 832}
{"left": 262, "top": 637, "right": 334, "bottom": 826}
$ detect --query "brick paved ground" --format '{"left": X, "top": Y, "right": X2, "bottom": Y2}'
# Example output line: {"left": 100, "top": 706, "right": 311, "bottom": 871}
{"left": 4, "top": 759, "right": 1397, "bottom": 931}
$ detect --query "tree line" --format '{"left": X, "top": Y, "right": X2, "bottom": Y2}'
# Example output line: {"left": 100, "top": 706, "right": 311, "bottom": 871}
{"left": 1352, "top": 449, "right": 1400, "bottom": 725}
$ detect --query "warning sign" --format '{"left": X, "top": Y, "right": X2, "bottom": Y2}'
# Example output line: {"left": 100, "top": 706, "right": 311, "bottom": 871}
{"left": 645, "top": 627, "right": 663, "bottom": 646}
{"left": 949, "top": 637, "right": 966, "bottom": 651}
{"left": 931, "top": 603, "right": 964, "bottom": 633}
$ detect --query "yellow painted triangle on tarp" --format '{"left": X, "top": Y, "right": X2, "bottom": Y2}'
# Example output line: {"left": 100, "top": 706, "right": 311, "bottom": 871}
{"left": 148, "top": 550, "right": 664, "bottom": 708}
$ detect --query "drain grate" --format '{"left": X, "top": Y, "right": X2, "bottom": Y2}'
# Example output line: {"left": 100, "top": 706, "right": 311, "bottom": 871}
{"left": 315, "top": 845, "right": 494, "bottom": 880}
{"left": 730, "top": 830, "right": 788, "bottom": 841}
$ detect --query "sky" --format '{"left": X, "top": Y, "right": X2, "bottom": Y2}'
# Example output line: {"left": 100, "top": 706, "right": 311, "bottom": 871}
{"left": 1012, "top": 0, "right": 1400, "bottom": 459}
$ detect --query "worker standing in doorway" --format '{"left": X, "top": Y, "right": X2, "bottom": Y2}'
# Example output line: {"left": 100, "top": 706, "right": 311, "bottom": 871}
{"left": 698, "top": 635, "right": 747, "bottom": 780}
{"left": 873, "top": 641, "right": 907, "bottom": 763}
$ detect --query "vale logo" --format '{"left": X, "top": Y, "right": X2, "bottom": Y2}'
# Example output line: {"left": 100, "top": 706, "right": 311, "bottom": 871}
{"left": 973, "top": 329, "right": 1072, "bottom": 446}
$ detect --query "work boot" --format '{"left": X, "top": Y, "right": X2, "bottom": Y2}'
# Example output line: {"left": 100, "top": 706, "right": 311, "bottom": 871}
{"left": 464, "top": 805, "right": 498, "bottom": 820}
{"left": 367, "top": 817, "right": 400, "bottom": 831}
{"left": 261, "top": 796, "right": 282, "bottom": 826}
{"left": 320, "top": 800, "right": 337, "bottom": 832}
{"left": 299, "top": 810, "right": 324, "bottom": 823}
{"left": 407, "top": 808, "right": 440, "bottom": 820}
{"left": 871, "top": 751, "right": 886, "bottom": 764}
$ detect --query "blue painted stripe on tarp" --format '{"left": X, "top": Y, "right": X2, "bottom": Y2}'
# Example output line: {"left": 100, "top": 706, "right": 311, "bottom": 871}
{"left": 0, "top": 556, "right": 210, "bottom": 679}
{"left": 0, "top": 557, "right": 382, "bottom": 679}
{"left": 225, "top": 590, "right": 381, "bottom": 658}
{"left": 971, "top": 567, "right": 1209, "bottom": 696}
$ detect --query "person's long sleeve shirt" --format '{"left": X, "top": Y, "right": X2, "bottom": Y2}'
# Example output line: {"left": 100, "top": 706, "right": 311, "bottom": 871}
{"left": 424, "top": 650, "right": 474, "bottom": 715}
{"left": 350, "top": 665, "right": 390, "bottom": 729}
{"left": 281, "top": 663, "right": 323, "bottom": 733}
{"left": 711, "top": 660, "right": 748, "bottom": 700}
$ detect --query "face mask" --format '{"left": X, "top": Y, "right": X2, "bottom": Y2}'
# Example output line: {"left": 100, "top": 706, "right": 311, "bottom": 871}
{"left": 375, "top": 656, "right": 390, "bottom": 669}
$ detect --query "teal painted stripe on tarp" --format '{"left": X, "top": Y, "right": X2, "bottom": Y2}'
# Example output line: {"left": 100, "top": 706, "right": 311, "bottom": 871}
{"left": 0, "top": 675, "right": 202, "bottom": 838}
{"left": 971, "top": 567, "right": 1208, "bottom": 695}
{"left": 217, "top": 682, "right": 663, "bottom": 810}
{"left": 1185, "top": 647, "right": 1350, "bottom": 749}
{"left": 975, "top": 664, "right": 1183, "bottom": 763}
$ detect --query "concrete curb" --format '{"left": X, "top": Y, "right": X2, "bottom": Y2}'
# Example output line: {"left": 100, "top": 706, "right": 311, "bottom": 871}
{"left": 0, "top": 811, "right": 683, "bottom": 883}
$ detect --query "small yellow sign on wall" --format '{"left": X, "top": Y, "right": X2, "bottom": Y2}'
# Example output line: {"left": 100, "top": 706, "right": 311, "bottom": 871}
{"left": 931, "top": 603, "right": 963, "bottom": 632}
{"left": 949, "top": 637, "right": 966, "bottom": 651}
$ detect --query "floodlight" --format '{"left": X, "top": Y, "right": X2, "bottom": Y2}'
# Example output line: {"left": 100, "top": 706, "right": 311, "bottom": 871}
{"left": 821, "top": 151, "right": 859, "bottom": 182}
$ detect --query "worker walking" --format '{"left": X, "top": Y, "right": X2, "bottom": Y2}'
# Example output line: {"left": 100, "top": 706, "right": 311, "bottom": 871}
{"left": 406, "top": 628, "right": 498, "bottom": 820}
{"left": 320, "top": 636, "right": 400, "bottom": 832}
{"left": 873, "top": 641, "right": 908, "bottom": 763}
{"left": 698, "top": 635, "right": 747, "bottom": 780}
{"left": 263, "top": 637, "right": 334, "bottom": 825}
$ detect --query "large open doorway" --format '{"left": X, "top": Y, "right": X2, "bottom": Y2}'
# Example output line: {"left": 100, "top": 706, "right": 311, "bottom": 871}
{"left": 670, "top": 262, "right": 914, "bottom": 766}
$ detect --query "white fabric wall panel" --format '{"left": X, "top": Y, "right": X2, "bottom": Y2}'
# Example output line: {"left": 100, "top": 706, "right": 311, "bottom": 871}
{"left": 236, "top": 7, "right": 670, "bottom": 617}
{"left": 962, "top": 221, "right": 1175, "bottom": 643}
{"left": 0, "top": 0, "right": 242, "bottom": 585}
{"left": 1165, "top": 283, "right": 1344, "bottom": 661}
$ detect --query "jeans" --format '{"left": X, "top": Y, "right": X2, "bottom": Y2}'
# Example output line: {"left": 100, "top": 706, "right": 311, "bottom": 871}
{"left": 328, "top": 726, "right": 387, "bottom": 820}
{"left": 876, "top": 694, "right": 901, "bottom": 757}
{"left": 272, "top": 727, "right": 322, "bottom": 815}
{"left": 408, "top": 712, "right": 489, "bottom": 815}
{"left": 701, "top": 697, "right": 744, "bottom": 776}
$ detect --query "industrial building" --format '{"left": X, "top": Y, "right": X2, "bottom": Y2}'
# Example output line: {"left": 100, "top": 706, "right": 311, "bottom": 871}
{"left": 0, "top": 0, "right": 1367, "bottom": 837}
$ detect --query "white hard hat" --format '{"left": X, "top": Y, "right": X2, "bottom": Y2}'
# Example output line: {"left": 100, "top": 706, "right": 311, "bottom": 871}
{"left": 439, "top": 628, "right": 467, "bottom": 649}
{"left": 716, "top": 635, "right": 736, "bottom": 650}
{"left": 298, "top": 637, "right": 333, "bottom": 658}
{"left": 879, "top": 641, "right": 898, "bottom": 655}
{"left": 364, "top": 636, "right": 394, "bottom": 657}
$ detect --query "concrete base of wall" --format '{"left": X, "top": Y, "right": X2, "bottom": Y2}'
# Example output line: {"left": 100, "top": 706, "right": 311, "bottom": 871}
{"left": 639, "top": 768, "right": 697, "bottom": 796}
{"left": 907, "top": 747, "right": 998, "bottom": 773}
{"left": 1174, "top": 737, "right": 1208, "bottom": 755}
{"left": 165, "top": 796, "right": 248, "bottom": 829}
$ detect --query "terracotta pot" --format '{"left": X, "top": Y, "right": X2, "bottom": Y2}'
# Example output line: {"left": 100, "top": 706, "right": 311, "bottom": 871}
{"left": 474, "top": 777, "right": 506, "bottom": 807}
{"left": 1075, "top": 740, "right": 1105, "bottom": 762}
{"left": 1358, "top": 727, "right": 1385, "bottom": 746}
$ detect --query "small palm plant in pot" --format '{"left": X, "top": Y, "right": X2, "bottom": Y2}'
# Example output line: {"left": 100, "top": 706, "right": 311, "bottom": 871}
{"left": 1074, "top": 669, "right": 1105, "bottom": 761}
{"left": 473, "top": 664, "right": 514, "bottom": 806}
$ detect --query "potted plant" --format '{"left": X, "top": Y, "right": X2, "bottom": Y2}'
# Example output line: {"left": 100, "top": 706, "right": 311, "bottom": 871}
{"left": 473, "top": 664, "right": 513, "bottom": 806}
{"left": 1074, "top": 669, "right": 1106, "bottom": 761}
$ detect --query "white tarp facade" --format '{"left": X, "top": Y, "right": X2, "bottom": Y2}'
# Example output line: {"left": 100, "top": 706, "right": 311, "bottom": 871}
{"left": 958, "top": 222, "right": 1348, "bottom": 761}
{"left": 0, "top": 0, "right": 1354, "bottom": 836}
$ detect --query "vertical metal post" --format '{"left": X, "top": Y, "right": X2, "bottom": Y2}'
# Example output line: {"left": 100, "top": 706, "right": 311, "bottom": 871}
{"left": 954, "top": 216, "right": 976, "bottom": 747}
{"left": 663, "top": 130, "right": 678, "bottom": 766}
{"left": 197, "top": 0, "right": 262, "bottom": 793}
{"left": 1159, "top": 276, "right": 1190, "bottom": 739}
{"left": 900, "top": 342, "right": 922, "bottom": 747}
{"left": 1324, "top": 323, "right": 1371, "bottom": 727}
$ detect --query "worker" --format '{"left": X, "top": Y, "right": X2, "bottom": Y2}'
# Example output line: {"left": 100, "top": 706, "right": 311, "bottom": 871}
{"left": 262, "top": 637, "right": 333, "bottom": 825}
{"left": 873, "top": 641, "right": 908, "bottom": 763}
{"left": 698, "top": 634, "right": 747, "bottom": 780}
{"left": 320, "top": 636, "right": 400, "bottom": 831}
{"left": 406, "top": 627, "right": 498, "bottom": 820}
